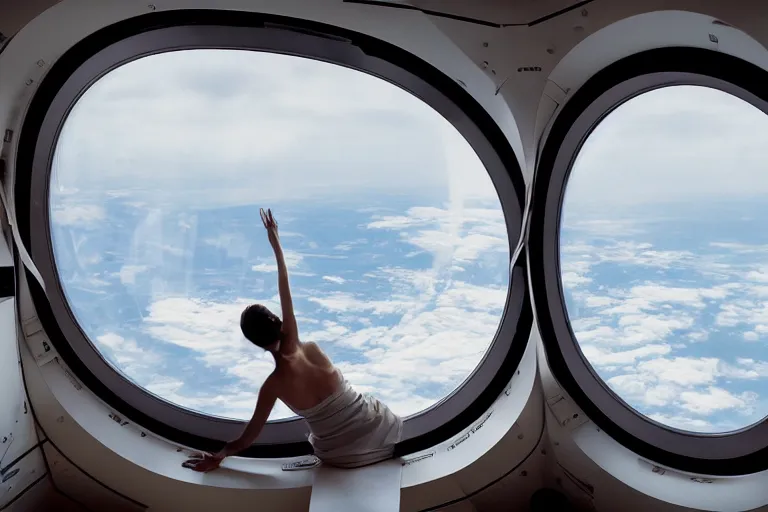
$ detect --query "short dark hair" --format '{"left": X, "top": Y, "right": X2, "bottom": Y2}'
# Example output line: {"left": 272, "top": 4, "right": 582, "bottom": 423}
{"left": 240, "top": 304, "right": 282, "bottom": 348}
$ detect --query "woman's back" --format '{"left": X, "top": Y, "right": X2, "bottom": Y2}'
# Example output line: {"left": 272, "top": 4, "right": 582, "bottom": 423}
{"left": 274, "top": 341, "right": 341, "bottom": 411}
{"left": 276, "top": 342, "right": 403, "bottom": 469}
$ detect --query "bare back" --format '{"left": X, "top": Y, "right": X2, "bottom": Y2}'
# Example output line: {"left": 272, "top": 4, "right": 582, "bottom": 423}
{"left": 273, "top": 342, "right": 340, "bottom": 412}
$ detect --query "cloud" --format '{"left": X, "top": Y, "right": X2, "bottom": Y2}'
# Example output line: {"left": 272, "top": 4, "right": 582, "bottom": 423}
{"left": 50, "top": 205, "right": 105, "bottom": 226}
{"left": 679, "top": 387, "right": 757, "bottom": 416}
{"left": 562, "top": 214, "right": 768, "bottom": 432}
{"left": 565, "top": 85, "right": 768, "bottom": 210}
{"left": 142, "top": 297, "right": 269, "bottom": 362}
{"left": 250, "top": 250, "right": 319, "bottom": 277}
{"left": 51, "top": 49, "right": 500, "bottom": 210}
{"left": 204, "top": 232, "right": 252, "bottom": 259}
{"left": 647, "top": 413, "right": 712, "bottom": 431}
{"left": 367, "top": 205, "right": 508, "bottom": 287}
{"left": 308, "top": 292, "right": 416, "bottom": 316}
{"left": 118, "top": 265, "right": 147, "bottom": 285}
{"left": 580, "top": 344, "right": 671, "bottom": 366}
{"left": 64, "top": 192, "right": 510, "bottom": 423}
{"left": 95, "top": 333, "right": 161, "bottom": 376}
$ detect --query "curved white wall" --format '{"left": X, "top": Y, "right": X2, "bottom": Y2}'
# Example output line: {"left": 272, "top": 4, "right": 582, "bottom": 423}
{"left": 0, "top": 218, "right": 48, "bottom": 509}
{"left": 4, "top": 0, "right": 768, "bottom": 511}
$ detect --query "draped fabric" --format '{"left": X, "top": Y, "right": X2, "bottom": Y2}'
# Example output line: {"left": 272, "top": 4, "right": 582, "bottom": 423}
{"left": 288, "top": 371, "right": 403, "bottom": 468}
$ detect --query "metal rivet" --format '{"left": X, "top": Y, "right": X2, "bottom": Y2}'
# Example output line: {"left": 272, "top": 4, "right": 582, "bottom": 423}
{"left": 56, "top": 416, "right": 64, "bottom": 423}
{"left": 140, "top": 432, "right": 147, "bottom": 438}
{"left": 581, "top": 9, "right": 588, "bottom": 17}
{"left": 148, "top": 4, "right": 156, "bottom": 9}
{"left": 546, "top": 48, "right": 555, "bottom": 55}
{"left": 520, "top": 470, "right": 527, "bottom": 477}
{"left": 36, "top": 59, "right": 45, "bottom": 67}
{"left": 25, "top": 79, "right": 34, "bottom": 86}
{"left": 482, "top": 42, "right": 489, "bottom": 47}
{"left": 517, "top": 433, "right": 524, "bottom": 440}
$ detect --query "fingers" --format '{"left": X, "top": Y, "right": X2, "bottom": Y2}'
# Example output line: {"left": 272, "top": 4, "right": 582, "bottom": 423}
{"left": 259, "top": 208, "right": 279, "bottom": 234}
{"left": 182, "top": 458, "right": 220, "bottom": 473}
{"left": 267, "top": 209, "right": 277, "bottom": 228}
{"left": 260, "top": 208, "right": 278, "bottom": 230}
{"left": 183, "top": 459, "right": 207, "bottom": 471}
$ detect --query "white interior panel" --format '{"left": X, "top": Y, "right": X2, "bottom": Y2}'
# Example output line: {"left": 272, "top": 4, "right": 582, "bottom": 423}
{"left": 3, "top": 1, "right": 768, "bottom": 511}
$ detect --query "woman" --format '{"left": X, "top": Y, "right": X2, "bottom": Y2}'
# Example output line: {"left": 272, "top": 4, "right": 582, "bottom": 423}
{"left": 184, "top": 209, "right": 403, "bottom": 472}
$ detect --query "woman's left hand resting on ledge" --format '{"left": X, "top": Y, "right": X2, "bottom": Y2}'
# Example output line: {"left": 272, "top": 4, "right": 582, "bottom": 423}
{"left": 182, "top": 450, "right": 227, "bottom": 473}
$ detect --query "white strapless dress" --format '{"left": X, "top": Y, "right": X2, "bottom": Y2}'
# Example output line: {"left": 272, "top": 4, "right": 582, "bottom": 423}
{"left": 287, "top": 370, "right": 403, "bottom": 468}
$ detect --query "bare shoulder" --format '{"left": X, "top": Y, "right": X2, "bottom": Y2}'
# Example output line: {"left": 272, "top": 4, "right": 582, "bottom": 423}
{"left": 262, "top": 370, "right": 283, "bottom": 393}
{"left": 302, "top": 341, "right": 320, "bottom": 352}
{"left": 301, "top": 341, "right": 333, "bottom": 367}
{"left": 302, "top": 341, "right": 327, "bottom": 357}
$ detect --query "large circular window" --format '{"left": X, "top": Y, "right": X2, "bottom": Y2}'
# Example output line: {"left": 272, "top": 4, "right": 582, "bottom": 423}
{"left": 50, "top": 48, "right": 508, "bottom": 422}
{"left": 18, "top": 14, "right": 528, "bottom": 457}
{"left": 562, "top": 84, "right": 768, "bottom": 434}
{"left": 530, "top": 47, "right": 768, "bottom": 475}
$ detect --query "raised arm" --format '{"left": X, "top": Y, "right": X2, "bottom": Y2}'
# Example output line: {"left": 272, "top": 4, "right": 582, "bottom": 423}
{"left": 260, "top": 208, "right": 299, "bottom": 353}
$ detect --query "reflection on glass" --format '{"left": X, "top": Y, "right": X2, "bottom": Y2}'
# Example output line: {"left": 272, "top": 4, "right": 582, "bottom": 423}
{"left": 562, "top": 85, "right": 768, "bottom": 433}
{"left": 50, "top": 50, "right": 509, "bottom": 421}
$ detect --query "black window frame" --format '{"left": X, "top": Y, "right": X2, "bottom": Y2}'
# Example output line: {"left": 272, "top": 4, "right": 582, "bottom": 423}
{"left": 529, "top": 46, "right": 768, "bottom": 476}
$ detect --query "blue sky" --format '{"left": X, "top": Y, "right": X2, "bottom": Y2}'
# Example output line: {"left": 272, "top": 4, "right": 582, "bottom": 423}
{"left": 48, "top": 50, "right": 509, "bottom": 421}
{"left": 48, "top": 49, "right": 768, "bottom": 435}
{"left": 561, "top": 86, "right": 768, "bottom": 433}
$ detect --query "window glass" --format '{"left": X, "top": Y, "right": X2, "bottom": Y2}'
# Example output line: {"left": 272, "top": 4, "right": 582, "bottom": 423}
{"left": 50, "top": 50, "right": 509, "bottom": 421}
{"left": 562, "top": 85, "right": 768, "bottom": 433}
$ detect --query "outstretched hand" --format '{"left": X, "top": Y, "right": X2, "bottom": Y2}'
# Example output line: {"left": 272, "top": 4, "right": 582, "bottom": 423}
{"left": 260, "top": 208, "right": 280, "bottom": 249}
{"left": 182, "top": 452, "right": 224, "bottom": 473}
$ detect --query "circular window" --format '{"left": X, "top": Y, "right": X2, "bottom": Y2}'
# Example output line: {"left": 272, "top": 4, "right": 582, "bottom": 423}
{"left": 50, "top": 48, "right": 509, "bottom": 422}
{"left": 562, "top": 84, "right": 768, "bottom": 434}
{"left": 18, "top": 14, "right": 529, "bottom": 457}
{"left": 530, "top": 47, "right": 768, "bottom": 475}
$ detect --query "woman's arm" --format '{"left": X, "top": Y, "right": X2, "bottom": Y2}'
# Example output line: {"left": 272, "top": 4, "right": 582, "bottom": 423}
{"left": 272, "top": 242, "right": 299, "bottom": 351}
{"left": 221, "top": 375, "right": 278, "bottom": 456}
{"left": 261, "top": 208, "right": 299, "bottom": 353}
{"left": 184, "top": 376, "right": 278, "bottom": 472}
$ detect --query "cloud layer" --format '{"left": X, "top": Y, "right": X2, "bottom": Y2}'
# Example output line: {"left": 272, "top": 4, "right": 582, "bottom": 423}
{"left": 49, "top": 49, "right": 510, "bottom": 423}
{"left": 562, "top": 85, "right": 768, "bottom": 432}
